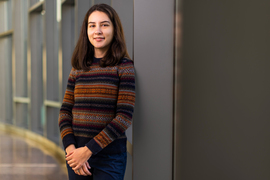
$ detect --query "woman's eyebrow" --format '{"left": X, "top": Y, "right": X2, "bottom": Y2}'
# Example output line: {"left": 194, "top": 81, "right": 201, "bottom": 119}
{"left": 88, "top": 21, "right": 110, "bottom": 24}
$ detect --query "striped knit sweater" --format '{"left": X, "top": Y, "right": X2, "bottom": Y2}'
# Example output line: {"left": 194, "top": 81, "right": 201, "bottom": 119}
{"left": 58, "top": 57, "right": 135, "bottom": 155}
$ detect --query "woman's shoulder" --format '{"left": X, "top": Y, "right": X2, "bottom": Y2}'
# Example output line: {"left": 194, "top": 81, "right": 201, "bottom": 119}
{"left": 117, "top": 58, "right": 135, "bottom": 77}
{"left": 118, "top": 57, "right": 134, "bottom": 66}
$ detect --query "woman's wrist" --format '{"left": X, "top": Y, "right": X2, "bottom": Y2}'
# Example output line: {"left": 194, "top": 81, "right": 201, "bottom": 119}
{"left": 83, "top": 146, "right": 93, "bottom": 157}
{"left": 66, "top": 144, "right": 76, "bottom": 154}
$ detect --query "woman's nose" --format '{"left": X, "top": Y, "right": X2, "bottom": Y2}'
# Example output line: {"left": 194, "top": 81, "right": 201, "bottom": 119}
{"left": 95, "top": 27, "right": 102, "bottom": 34}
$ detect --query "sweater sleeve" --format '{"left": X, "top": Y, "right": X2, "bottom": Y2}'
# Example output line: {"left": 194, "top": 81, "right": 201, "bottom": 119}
{"left": 86, "top": 60, "right": 136, "bottom": 155}
{"left": 58, "top": 67, "right": 77, "bottom": 149}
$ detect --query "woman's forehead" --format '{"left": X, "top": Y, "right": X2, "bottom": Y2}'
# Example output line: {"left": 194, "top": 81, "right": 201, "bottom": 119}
{"left": 88, "top": 11, "right": 111, "bottom": 22}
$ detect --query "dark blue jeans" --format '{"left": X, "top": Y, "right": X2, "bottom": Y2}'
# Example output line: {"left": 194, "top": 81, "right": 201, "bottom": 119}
{"left": 66, "top": 152, "right": 127, "bottom": 180}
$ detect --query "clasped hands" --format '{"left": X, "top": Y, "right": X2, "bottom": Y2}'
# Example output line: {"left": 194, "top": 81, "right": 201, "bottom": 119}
{"left": 66, "top": 144, "right": 93, "bottom": 176}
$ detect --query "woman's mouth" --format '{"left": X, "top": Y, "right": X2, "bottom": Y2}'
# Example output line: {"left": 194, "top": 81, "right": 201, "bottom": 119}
{"left": 94, "top": 37, "right": 104, "bottom": 42}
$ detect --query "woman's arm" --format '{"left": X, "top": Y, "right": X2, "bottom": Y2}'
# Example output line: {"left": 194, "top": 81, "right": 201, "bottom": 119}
{"left": 58, "top": 68, "right": 77, "bottom": 149}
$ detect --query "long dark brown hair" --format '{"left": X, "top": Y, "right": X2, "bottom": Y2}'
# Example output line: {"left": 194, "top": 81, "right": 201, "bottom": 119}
{"left": 71, "top": 3, "right": 130, "bottom": 70}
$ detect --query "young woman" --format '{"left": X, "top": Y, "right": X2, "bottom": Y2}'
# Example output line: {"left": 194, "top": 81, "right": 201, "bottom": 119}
{"left": 58, "top": 4, "right": 135, "bottom": 180}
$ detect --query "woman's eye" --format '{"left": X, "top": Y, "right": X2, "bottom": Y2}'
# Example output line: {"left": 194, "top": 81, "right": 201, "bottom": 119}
{"left": 102, "top": 24, "right": 109, "bottom": 27}
{"left": 89, "top": 25, "right": 95, "bottom": 28}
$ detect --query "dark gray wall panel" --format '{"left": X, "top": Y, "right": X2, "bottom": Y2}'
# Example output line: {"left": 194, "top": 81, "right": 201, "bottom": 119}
{"left": 29, "top": 0, "right": 40, "bottom": 7}
{"left": 0, "top": 38, "right": 7, "bottom": 123}
{"left": 47, "top": 107, "right": 60, "bottom": 143}
{"left": 133, "top": 0, "right": 174, "bottom": 180}
{"left": 62, "top": 4, "right": 74, "bottom": 98}
{"left": 111, "top": 0, "right": 133, "bottom": 59}
{"left": 75, "top": 0, "right": 92, "bottom": 41}
{"left": 0, "top": 37, "right": 13, "bottom": 124}
{"left": 0, "top": 3, "right": 5, "bottom": 33}
{"left": 30, "top": 13, "right": 43, "bottom": 134}
{"left": 45, "top": 0, "right": 59, "bottom": 101}
{"left": 14, "top": 0, "right": 28, "bottom": 97}
{"left": 16, "top": 104, "right": 28, "bottom": 128}
{"left": 180, "top": 0, "right": 270, "bottom": 180}
{"left": 94, "top": 0, "right": 111, "bottom": 5}
{"left": 13, "top": 0, "right": 28, "bottom": 128}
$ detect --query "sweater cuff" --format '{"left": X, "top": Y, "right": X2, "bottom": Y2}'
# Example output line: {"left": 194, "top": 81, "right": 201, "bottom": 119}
{"left": 62, "top": 134, "right": 77, "bottom": 149}
{"left": 85, "top": 139, "right": 102, "bottom": 155}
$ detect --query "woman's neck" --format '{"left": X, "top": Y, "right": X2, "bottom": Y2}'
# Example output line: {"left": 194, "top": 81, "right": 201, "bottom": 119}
{"left": 94, "top": 49, "right": 108, "bottom": 58}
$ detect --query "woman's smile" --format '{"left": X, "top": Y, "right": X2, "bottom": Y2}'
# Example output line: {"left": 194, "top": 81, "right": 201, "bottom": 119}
{"left": 94, "top": 37, "right": 105, "bottom": 42}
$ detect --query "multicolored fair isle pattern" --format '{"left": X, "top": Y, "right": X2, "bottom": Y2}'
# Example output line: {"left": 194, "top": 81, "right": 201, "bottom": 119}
{"left": 58, "top": 58, "right": 135, "bottom": 155}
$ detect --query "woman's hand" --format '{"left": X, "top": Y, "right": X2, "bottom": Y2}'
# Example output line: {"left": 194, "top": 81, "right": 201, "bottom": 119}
{"left": 65, "top": 145, "right": 92, "bottom": 176}
{"left": 66, "top": 146, "right": 93, "bottom": 172}
{"left": 65, "top": 144, "right": 76, "bottom": 154}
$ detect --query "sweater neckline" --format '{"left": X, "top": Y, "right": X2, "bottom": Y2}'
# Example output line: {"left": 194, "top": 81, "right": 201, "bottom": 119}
{"left": 93, "top": 57, "right": 102, "bottom": 63}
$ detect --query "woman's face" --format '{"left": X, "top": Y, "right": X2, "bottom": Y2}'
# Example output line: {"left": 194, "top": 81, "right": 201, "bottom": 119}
{"left": 87, "top": 11, "right": 114, "bottom": 57}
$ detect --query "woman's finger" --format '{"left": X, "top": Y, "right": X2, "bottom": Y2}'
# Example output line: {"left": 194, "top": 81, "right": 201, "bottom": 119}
{"left": 86, "top": 161, "right": 91, "bottom": 169}
{"left": 73, "top": 163, "right": 83, "bottom": 171}
{"left": 82, "top": 163, "right": 91, "bottom": 176}
{"left": 66, "top": 155, "right": 73, "bottom": 161}
{"left": 67, "top": 159, "right": 73, "bottom": 164}
{"left": 67, "top": 160, "right": 75, "bottom": 166}
{"left": 69, "top": 162, "right": 78, "bottom": 168}
{"left": 76, "top": 169, "right": 80, "bottom": 175}
{"left": 66, "top": 151, "right": 74, "bottom": 157}
{"left": 79, "top": 168, "right": 87, "bottom": 176}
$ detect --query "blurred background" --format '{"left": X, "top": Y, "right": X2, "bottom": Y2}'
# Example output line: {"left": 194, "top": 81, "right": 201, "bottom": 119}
{"left": 1, "top": 0, "right": 270, "bottom": 180}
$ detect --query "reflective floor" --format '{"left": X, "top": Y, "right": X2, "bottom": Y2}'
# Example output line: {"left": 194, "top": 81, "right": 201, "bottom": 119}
{"left": 0, "top": 131, "right": 68, "bottom": 180}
